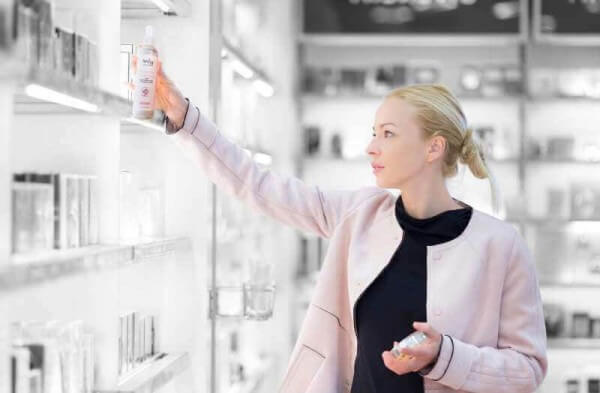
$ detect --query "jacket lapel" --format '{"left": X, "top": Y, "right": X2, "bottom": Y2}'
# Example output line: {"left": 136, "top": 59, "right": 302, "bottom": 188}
{"left": 348, "top": 211, "right": 403, "bottom": 329}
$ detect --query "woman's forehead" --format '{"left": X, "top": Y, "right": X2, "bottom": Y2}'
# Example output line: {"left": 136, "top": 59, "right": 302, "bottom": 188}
{"left": 374, "top": 97, "right": 417, "bottom": 128}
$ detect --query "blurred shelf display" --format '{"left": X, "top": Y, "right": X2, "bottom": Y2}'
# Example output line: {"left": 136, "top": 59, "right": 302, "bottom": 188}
{"left": 298, "top": 34, "right": 524, "bottom": 48}
{"left": 226, "top": 356, "right": 272, "bottom": 393}
{"left": 131, "top": 237, "right": 191, "bottom": 261}
{"left": 541, "top": 282, "right": 600, "bottom": 289}
{"left": 0, "top": 237, "right": 190, "bottom": 291}
{"left": 547, "top": 339, "right": 600, "bottom": 350}
{"left": 507, "top": 217, "right": 600, "bottom": 225}
{"left": 121, "top": 0, "right": 192, "bottom": 18}
{"left": 97, "top": 352, "right": 190, "bottom": 393}
{"left": 222, "top": 38, "right": 275, "bottom": 98}
{"left": 526, "top": 159, "right": 600, "bottom": 165}
{"left": 527, "top": 97, "right": 600, "bottom": 104}
{"left": 302, "top": 93, "right": 522, "bottom": 103}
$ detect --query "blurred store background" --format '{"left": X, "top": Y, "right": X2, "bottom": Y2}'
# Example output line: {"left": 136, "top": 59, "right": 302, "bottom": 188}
{"left": 1, "top": 0, "right": 600, "bottom": 393}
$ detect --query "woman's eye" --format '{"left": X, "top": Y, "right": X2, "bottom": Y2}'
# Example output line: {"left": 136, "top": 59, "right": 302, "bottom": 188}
{"left": 384, "top": 130, "right": 393, "bottom": 137}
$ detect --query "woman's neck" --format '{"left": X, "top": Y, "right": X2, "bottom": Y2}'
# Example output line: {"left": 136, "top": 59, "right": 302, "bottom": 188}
{"left": 399, "top": 182, "right": 462, "bottom": 219}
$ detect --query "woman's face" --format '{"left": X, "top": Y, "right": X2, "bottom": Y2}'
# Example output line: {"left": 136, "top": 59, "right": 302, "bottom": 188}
{"left": 366, "top": 97, "right": 431, "bottom": 189}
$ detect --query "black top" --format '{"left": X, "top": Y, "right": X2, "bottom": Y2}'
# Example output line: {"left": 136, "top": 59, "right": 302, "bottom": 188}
{"left": 350, "top": 195, "right": 472, "bottom": 393}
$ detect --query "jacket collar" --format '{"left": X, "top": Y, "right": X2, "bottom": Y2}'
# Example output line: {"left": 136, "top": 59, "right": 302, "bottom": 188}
{"left": 387, "top": 196, "right": 477, "bottom": 251}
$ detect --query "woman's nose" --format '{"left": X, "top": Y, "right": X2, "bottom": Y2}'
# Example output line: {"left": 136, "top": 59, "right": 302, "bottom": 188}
{"left": 366, "top": 140, "right": 380, "bottom": 156}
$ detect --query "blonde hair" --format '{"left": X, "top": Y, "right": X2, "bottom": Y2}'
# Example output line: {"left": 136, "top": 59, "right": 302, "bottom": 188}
{"left": 385, "top": 84, "right": 500, "bottom": 212}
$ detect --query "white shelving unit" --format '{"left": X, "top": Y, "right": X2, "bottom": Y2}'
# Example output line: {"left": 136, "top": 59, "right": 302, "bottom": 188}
{"left": 0, "top": 1, "right": 212, "bottom": 393}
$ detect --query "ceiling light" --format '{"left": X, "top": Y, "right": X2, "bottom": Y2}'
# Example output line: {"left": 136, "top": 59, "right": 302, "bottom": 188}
{"left": 150, "top": 0, "right": 171, "bottom": 13}
{"left": 123, "top": 117, "right": 165, "bottom": 132}
{"left": 232, "top": 59, "right": 255, "bottom": 79}
{"left": 252, "top": 79, "right": 274, "bottom": 98}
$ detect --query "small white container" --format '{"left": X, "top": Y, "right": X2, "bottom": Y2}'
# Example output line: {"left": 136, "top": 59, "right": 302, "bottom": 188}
{"left": 391, "top": 331, "right": 427, "bottom": 359}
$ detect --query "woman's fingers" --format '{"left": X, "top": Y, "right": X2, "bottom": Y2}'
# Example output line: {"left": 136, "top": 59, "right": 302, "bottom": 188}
{"left": 413, "top": 321, "right": 439, "bottom": 338}
{"left": 399, "top": 345, "right": 429, "bottom": 359}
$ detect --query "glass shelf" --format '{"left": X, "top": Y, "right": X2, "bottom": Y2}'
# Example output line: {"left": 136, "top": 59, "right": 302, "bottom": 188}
{"left": 527, "top": 96, "right": 600, "bottom": 104}
{"left": 121, "top": 0, "right": 192, "bottom": 18}
{"left": 9, "top": 62, "right": 164, "bottom": 132}
{"left": 96, "top": 352, "right": 190, "bottom": 393}
{"left": 0, "top": 237, "right": 190, "bottom": 291}
{"left": 507, "top": 217, "right": 600, "bottom": 225}
{"left": 298, "top": 33, "right": 523, "bottom": 48}
{"left": 547, "top": 338, "right": 600, "bottom": 350}
{"left": 301, "top": 93, "right": 522, "bottom": 103}
{"left": 13, "top": 65, "right": 129, "bottom": 116}
{"left": 540, "top": 282, "right": 600, "bottom": 289}
{"left": 525, "top": 159, "right": 600, "bottom": 165}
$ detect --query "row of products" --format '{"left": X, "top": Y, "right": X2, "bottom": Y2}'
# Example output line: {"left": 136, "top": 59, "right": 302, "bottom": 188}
{"left": 302, "top": 63, "right": 523, "bottom": 97}
{"left": 16, "top": 0, "right": 98, "bottom": 86}
{"left": 526, "top": 136, "right": 600, "bottom": 163}
{"left": 544, "top": 304, "right": 600, "bottom": 339}
{"left": 118, "top": 312, "right": 157, "bottom": 376}
{"left": 11, "top": 320, "right": 94, "bottom": 393}
{"left": 12, "top": 173, "right": 98, "bottom": 255}
{"left": 529, "top": 68, "right": 600, "bottom": 100}
{"left": 564, "top": 365, "right": 600, "bottom": 393}
{"left": 544, "top": 184, "right": 600, "bottom": 220}
{"left": 303, "top": 123, "right": 518, "bottom": 161}
{"left": 458, "top": 64, "right": 523, "bottom": 97}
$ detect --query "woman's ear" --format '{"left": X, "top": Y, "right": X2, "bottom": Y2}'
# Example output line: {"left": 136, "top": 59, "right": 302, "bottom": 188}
{"left": 427, "top": 135, "right": 446, "bottom": 162}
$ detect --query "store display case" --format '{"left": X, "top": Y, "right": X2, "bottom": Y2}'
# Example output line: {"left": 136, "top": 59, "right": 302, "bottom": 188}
{"left": 533, "top": 0, "right": 600, "bottom": 45}
{"left": 299, "top": 0, "right": 528, "bottom": 47}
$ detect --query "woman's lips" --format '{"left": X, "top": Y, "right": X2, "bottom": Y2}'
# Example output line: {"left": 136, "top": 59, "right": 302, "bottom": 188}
{"left": 372, "top": 164, "right": 384, "bottom": 174}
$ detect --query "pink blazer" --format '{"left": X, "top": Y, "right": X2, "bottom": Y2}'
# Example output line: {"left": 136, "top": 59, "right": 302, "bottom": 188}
{"left": 171, "top": 103, "right": 548, "bottom": 393}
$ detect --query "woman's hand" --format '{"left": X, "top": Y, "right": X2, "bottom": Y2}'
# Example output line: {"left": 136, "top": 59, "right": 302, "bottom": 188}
{"left": 382, "top": 322, "right": 442, "bottom": 375}
{"left": 130, "top": 55, "right": 188, "bottom": 128}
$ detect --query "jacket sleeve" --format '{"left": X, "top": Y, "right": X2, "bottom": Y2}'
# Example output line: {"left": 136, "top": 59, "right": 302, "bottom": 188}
{"left": 169, "top": 102, "right": 383, "bottom": 239}
{"left": 423, "top": 230, "right": 548, "bottom": 393}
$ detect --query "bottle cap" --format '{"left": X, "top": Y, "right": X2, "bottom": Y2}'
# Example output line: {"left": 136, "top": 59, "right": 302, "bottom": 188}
{"left": 143, "top": 25, "right": 154, "bottom": 45}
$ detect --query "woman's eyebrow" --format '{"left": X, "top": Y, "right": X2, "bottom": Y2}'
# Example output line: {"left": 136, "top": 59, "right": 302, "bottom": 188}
{"left": 372, "top": 122, "right": 398, "bottom": 130}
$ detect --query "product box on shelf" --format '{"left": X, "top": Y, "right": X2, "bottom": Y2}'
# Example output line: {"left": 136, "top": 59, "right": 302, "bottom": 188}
{"left": 118, "top": 312, "right": 156, "bottom": 377}
{"left": 12, "top": 172, "right": 98, "bottom": 256}
{"left": 33, "top": 0, "right": 53, "bottom": 70}
{"left": 11, "top": 320, "right": 94, "bottom": 393}
{"left": 16, "top": 2, "right": 39, "bottom": 65}
{"left": 11, "top": 178, "right": 54, "bottom": 254}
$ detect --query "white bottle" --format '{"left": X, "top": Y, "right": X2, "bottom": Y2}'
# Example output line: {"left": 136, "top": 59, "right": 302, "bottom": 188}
{"left": 132, "top": 26, "right": 158, "bottom": 120}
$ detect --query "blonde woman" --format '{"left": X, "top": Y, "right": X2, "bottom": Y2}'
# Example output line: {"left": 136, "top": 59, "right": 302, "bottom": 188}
{"left": 140, "top": 58, "right": 547, "bottom": 393}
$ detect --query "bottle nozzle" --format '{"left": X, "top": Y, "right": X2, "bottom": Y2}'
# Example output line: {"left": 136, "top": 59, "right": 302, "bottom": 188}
{"left": 143, "top": 25, "right": 154, "bottom": 45}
